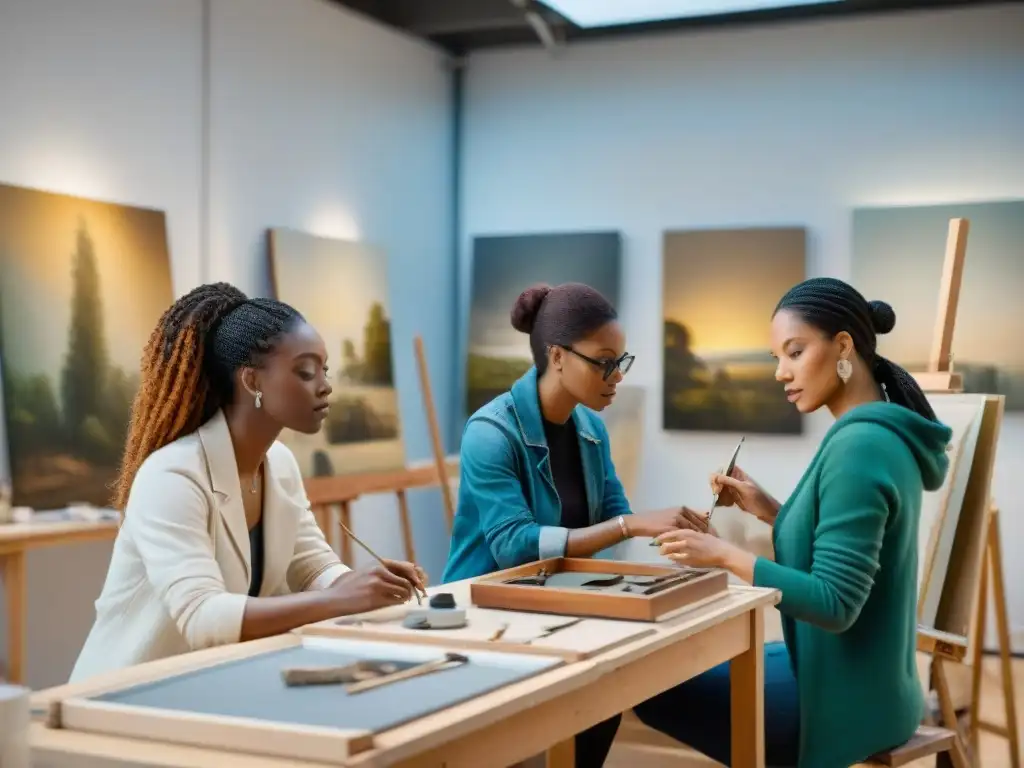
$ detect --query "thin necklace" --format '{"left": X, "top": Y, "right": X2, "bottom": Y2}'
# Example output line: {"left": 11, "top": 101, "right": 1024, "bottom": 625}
{"left": 249, "top": 464, "right": 262, "bottom": 494}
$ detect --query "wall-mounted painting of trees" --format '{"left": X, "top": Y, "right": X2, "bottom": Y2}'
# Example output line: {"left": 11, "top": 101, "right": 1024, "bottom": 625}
{"left": 0, "top": 183, "right": 174, "bottom": 509}
{"left": 662, "top": 227, "right": 806, "bottom": 435}
{"left": 466, "top": 231, "right": 622, "bottom": 419}
{"left": 268, "top": 228, "right": 404, "bottom": 477}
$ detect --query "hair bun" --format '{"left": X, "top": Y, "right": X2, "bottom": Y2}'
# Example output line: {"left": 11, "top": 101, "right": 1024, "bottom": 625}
{"left": 869, "top": 300, "right": 896, "bottom": 335}
{"left": 510, "top": 284, "right": 552, "bottom": 334}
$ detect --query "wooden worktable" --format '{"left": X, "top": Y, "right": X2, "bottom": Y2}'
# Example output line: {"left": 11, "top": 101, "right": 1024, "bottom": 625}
{"left": 27, "top": 580, "right": 779, "bottom": 768}
{"left": 1, "top": 519, "right": 120, "bottom": 683}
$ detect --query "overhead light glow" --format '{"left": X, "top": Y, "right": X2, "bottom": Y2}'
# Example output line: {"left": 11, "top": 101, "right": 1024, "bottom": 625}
{"left": 540, "top": 0, "right": 844, "bottom": 28}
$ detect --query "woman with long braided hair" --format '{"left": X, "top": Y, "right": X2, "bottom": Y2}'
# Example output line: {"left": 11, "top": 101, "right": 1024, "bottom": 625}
{"left": 634, "top": 277, "right": 952, "bottom": 768}
{"left": 71, "top": 283, "right": 423, "bottom": 681}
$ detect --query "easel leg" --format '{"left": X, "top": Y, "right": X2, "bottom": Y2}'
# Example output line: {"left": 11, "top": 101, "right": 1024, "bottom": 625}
{"left": 932, "top": 659, "right": 972, "bottom": 768}
{"left": 339, "top": 501, "right": 354, "bottom": 566}
{"left": 968, "top": 542, "right": 988, "bottom": 760}
{"left": 979, "top": 510, "right": 1021, "bottom": 767}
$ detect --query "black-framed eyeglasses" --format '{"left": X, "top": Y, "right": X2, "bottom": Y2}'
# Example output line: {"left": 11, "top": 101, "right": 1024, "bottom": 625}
{"left": 560, "top": 345, "right": 635, "bottom": 380}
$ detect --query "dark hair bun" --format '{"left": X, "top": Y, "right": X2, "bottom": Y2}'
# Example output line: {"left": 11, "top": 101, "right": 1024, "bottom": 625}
{"left": 869, "top": 300, "right": 896, "bottom": 335}
{"left": 510, "top": 284, "right": 552, "bottom": 334}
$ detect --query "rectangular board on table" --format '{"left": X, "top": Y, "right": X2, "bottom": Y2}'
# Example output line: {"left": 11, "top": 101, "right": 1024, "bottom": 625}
{"left": 470, "top": 558, "right": 729, "bottom": 622}
{"left": 46, "top": 634, "right": 564, "bottom": 765}
{"left": 299, "top": 601, "right": 657, "bottom": 661}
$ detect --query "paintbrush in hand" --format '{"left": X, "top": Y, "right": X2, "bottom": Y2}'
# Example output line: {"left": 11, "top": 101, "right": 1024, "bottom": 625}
{"left": 338, "top": 520, "right": 427, "bottom": 605}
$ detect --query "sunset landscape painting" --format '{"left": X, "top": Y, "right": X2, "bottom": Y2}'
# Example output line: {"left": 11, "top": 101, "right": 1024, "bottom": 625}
{"left": 466, "top": 231, "right": 622, "bottom": 418}
{"left": 851, "top": 200, "right": 1024, "bottom": 411}
{"left": 268, "top": 228, "right": 405, "bottom": 477}
{"left": 0, "top": 183, "right": 174, "bottom": 509}
{"left": 662, "top": 227, "right": 806, "bottom": 434}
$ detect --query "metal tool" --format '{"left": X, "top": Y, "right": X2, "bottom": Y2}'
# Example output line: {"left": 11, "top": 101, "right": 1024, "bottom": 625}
{"left": 708, "top": 436, "right": 745, "bottom": 523}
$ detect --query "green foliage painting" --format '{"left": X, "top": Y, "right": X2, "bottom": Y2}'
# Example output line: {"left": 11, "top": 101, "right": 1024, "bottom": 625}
{"left": 0, "top": 183, "right": 174, "bottom": 509}
{"left": 662, "top": 228, "right": 806, "bottom": 435}
{"left": 268, "top": 229, "right": 404, "bottom": 477}
{"left": 466, "top": 232, "right": 622, "bottom": 419}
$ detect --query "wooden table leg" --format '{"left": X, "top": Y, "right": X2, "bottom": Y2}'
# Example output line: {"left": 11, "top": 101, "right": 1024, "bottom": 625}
{"left": 730, "top": 606, "right": 765, "bottom": 768}
{"left": 2, "top": 551, "right": 25, "bottom": 684}
{"left": 544, "top": 738, "right": 574, "bottom": 768}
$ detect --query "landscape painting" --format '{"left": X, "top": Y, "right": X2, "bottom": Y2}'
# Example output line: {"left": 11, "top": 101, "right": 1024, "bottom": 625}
{"left": 268, "top": 228, "right": 404, "bottom": 477}
{"left": 466, "top": 231, "right": 622, "bottom": 417}
{"left": 0, "top": 182, "right": 174, "bottom": 510}
{"left": 662, "top": 227, "right": 806, "bottom": 434}
{"left": 851, "top": 200, "right": 1024, "bottom": 411}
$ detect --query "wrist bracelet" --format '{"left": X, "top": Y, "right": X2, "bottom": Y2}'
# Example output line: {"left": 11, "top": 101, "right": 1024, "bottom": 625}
{"left": 617, "top": 515, "right": 630, "bottom": 539}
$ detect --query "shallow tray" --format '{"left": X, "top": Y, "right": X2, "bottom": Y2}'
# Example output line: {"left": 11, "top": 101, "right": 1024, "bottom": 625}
{"left": 470, "top": 558, "right": 730, "bottom": 622}
{"left": 48, "top": 634, "right": 563, "bottom": 764}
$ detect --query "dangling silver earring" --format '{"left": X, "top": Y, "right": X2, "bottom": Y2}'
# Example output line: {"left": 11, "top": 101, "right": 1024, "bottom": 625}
{"left": 837, "top": 358, "right": 853, "bottom": 384}
{"left": 881, "top": 382, "right": 891, "bottom": 403}
{"left": 254, "top": 391, "right": 263, "bottom": 409}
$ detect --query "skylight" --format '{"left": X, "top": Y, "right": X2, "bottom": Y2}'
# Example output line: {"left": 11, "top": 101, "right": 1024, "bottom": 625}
{"left": 539, "top": 0, "right": 844, "bottom": 28}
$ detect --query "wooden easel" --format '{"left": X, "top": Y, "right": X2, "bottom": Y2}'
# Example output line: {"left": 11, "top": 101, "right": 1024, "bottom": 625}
{"left": 911, "top": 218, "right": 1020, "bottom": 768}
{"left": 304, "top": 335, "right": 457, "bottom": 570}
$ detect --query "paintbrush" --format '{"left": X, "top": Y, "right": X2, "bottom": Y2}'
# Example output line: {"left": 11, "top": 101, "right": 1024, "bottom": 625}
{"left": 338, "top": 519, "right": 427, "bottom": 605}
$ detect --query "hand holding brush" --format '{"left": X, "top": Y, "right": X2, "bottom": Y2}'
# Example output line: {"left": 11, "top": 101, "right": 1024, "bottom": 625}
{"left": 338, "top": 520, "right": 428, "bottom": 604}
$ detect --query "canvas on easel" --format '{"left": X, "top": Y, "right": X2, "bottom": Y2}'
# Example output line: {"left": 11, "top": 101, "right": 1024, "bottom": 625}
{"left": 902, "top": 218, "right": 1019, "bottom": 768}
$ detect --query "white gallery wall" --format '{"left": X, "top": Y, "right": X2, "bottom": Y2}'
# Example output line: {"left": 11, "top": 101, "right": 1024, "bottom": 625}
{"left": 460, "top": 4, "right": 1024, "bottom": 648}
{"left": 0, "top": 0, "right": 453, "bottom": 688}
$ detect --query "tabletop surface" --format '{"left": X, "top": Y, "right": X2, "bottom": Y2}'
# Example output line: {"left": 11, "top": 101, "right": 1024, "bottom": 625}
{"left": 28, "top": 576, "right": 780, "bottom": 766}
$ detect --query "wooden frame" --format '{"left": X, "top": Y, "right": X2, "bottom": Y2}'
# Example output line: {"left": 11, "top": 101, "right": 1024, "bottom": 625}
{"left": 470, "top": 558, "right": 729, "bottom": 622}
{"left": 43, "top": 633, "right": 565, "bottom": 765}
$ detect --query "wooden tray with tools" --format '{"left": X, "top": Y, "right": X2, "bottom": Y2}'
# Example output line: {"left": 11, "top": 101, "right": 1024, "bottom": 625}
{"left": 470, "top": 558, "right": 729, "bottom": 622}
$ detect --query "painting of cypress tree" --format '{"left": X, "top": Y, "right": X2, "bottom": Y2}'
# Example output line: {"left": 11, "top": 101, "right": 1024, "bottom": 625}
{"left": 268, "top": 228, "right": 404, "bottom": 477}
{"left": 0, "top": 183, "right": 173, "bottom": 510}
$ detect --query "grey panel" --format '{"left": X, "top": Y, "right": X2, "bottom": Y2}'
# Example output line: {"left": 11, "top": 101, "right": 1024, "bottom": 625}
{"left": 93, "top": 646, "right": 560, "bottom": 733}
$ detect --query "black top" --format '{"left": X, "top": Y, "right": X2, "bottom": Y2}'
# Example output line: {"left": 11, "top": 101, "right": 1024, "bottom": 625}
{"left": 248, "top": 519, "right": 265, "bottom": 597}
{"left": 542, "top": 416, "right": 590, "bottom": 530}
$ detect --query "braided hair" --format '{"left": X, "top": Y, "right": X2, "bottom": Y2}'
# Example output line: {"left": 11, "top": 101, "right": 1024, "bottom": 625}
{"left": 112, "top": 282, "right": 303, "bottom": 509}
{"left": 511, "top": 282, "right": 618, "bottom": 374}
{"left": 773, "top": 277, "right": 937, "bottom": 422}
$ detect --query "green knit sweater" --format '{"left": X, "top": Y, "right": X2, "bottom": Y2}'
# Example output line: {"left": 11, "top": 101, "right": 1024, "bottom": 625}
{"left": 753, "top": 402, "right": 951, "bottom": 768}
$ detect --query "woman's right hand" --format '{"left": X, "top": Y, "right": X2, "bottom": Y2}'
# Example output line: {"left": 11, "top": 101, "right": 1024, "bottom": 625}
{"left": 709, "top": 466, "right": 775, "bottom": 523}
{"left": 329, "top": 563, "right": 418, "bottom": 615}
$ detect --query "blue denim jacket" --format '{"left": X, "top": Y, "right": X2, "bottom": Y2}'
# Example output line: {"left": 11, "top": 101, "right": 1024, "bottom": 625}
{"left": 441, "top": 367, "right": 632, "bottom": 583}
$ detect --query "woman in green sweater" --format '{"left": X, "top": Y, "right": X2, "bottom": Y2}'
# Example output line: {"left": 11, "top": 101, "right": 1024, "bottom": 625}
{"left": 634, "top": 277, "right": 952, "bottom": 768}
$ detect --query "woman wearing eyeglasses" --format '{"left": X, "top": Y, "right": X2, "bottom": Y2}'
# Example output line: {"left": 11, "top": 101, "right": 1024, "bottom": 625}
{"left": 442, "top": 282, "right": 685, "bottom": 768}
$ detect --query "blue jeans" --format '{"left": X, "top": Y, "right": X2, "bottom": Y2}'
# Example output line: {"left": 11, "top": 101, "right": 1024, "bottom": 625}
{"left": 632, "top": 641, "right": 801, "bottom": 768}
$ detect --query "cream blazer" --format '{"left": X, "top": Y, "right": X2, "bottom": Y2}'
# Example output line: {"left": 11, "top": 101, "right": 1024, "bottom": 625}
{"left": 70, "top": 410, "right": 349, "bottom": 682}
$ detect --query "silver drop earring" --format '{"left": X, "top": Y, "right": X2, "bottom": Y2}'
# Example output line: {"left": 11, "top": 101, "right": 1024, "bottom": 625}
{"left": 837, "top": 358, "right": 852, "bottom": 384}
{"left": 254, "top": 390, "right": 263, "bottom": 409}
{"left": 881, "top": 382, "right": 891, "bottom": 403}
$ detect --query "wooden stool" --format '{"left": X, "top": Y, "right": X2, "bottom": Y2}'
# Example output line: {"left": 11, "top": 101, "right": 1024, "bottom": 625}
{"left": 853, "top": 725, "right": 957, "bottom": 766}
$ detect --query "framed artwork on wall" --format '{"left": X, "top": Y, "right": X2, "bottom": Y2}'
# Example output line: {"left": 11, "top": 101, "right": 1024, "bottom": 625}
{"left": 268, "top": 228, "right": 405, "bottom": 477}
{"left": 851, "top": 200, "right": 1024, "bottom": 411}
{"left": 0, "top": 182, "right": 174, "bottom": 510}
{"left": 465, "top": 231, "right": 622, "bottom": 419}
{"left": 662, "top": 227, "right": 806, "bottom": 435}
